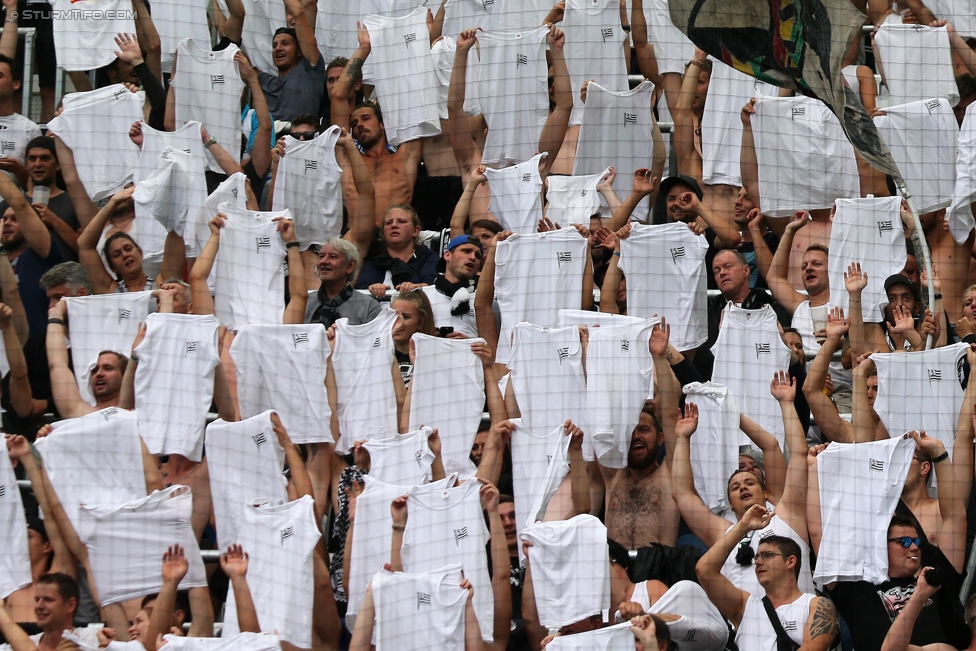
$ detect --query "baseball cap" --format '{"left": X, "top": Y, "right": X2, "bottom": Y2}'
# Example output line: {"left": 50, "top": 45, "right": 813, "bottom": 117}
{"left": 446, "top": 234, "right": 483, "bottom": 256}
{"left": 883, "top": 273, "right": 920, "bottom": 303}
{"left": 652, "top": 174, "right": 704, "bottom": 223}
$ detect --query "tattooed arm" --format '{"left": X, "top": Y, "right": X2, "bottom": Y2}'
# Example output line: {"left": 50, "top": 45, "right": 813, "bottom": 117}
{"left": 331, "top": 22, "right": 369, "bottom": 131}
{"left": 802, "top": 596, "right": 840, "bottom": 651}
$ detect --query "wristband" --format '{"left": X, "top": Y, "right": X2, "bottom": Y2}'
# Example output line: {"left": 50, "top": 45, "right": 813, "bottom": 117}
{"left": 204, "top": 137, "right": 218, "bottom": 148}
{"left": 391, "top": 523, "right": 406, "bottom": 531}
{"left": 931, "top": 451, "right": 949, "bottom": 464}
{"left": 47, "top": 317, "right": 65, "bottom": 326}
{"left": 934, "top": 293, "right": 943, "bottom": 300}
{"left": 285, "top": 241, "right": 301, "bottom": 249}
{"left": 612, "top": 251, "right": 620, "bottom": 257}
{"left": 129, "top": 352, "right": 139, "bottom": 362}
{"left": 0, "top": 246, "right": 7, "bottom": 255}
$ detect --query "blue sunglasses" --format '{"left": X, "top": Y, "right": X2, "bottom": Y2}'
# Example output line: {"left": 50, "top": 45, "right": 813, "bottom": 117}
{"left": 888, "top": 536, "right": 921, "bottom": 548}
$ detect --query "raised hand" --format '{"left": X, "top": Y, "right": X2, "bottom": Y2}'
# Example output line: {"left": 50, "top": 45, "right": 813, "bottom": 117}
{"left": 456, "top": 28, "right": 479, "bottom": 51}
{"left": 889, "top": 305, "right": 915, "bottom": 336}
{"left": 740, "top": 503, "right": 772, "bottom": 532}
{"left": 161, "top": 545, "right": 189, "bottom": 584}
{"left": 478, "top": 478, "right": 499, "bottom": 512}
{"left": 648, "top": 318, "right": 670, "bottom": 358}
{"left": 391, "top": 495, "right": 408, "bottom": 527}
{"left": 632, "top": 168, "right": 657, "bottom": 196}
{"left": 596, "top": 166, "right": 615, "bottom": 191}
{"left": 220, "top": 544, "right": 249, "bottom": 579}
{"left": 563, "top": 420, "right": 584, "bottom": 450}
{"left": 769, "top": 370, "right": 796, "bottom": 403}
{"left": 674, "top": 402, "right": 699, "bottom": 438}
{"left": 129, "top": 121, "right": 144, "bottom": 148}
{"left": 844, "top": 262, "right": 867, "bottom": 295}
{"left": 825, "top": 306, "right": 849, "bottom": 339}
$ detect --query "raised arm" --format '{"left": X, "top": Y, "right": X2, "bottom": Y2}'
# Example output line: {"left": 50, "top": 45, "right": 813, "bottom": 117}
{"left": 670, "top": 404, "right": 731, "bottom": 547}
{"left": 283, "top": 0, "right": 320, "bottom": 66}
{"left": 480, "top": 481, "right": 512, "bottom": 651}
{"left": 144, "top": 546, "right": 189, "bottom": 651}
{"left": 187, "top": 214, "right": 223, "bottom": 316}
{"left": 272, "top": 412, "right": 314, "bottom": 501}
{"left": 0, "top": 172, "right": 50, "bottom": 257}
{"left": 237, "top": 52, "right": 272, "bottom": 178}
{"left": 806, "top": 443, "right": 828, "bottom": 556}
{"left": 913, "top": 427, "right": 967, "bottom": 572}
{"left": 0, "top": 306, "right": 31, "bottom": 425}
{"left": 475, "top": 231, "right": 508, "bottom": 375}
{"left": 450, "top": 166, "right": 489, "bottom": 239}
{"left": 276, "top": 218, "right": 307, "bottom": 324}
{"left": 765, "top": 212, "right": 810, "bottom": 313}
{"left": 130, "top": 0, "right": 161, "bottom": 79}
{"left": 607, "top": 169, "right": 658, "bottom": 231}
{"left": 745, "top": 210, "right": 774, "bottom": 280}
{"left": 339, "top": 129, "right": 377, "bottom": 261}
{"left": 803, "top": 308, "right": 854, "bottom": 442}
{"left": 221, "top": 0, "right": 245, "bottom": 44}
{"left": 650, "top": 319, "right": 681, "bottom": 470}
{"left": 630, "top": 0, "right": 661, "bottom": 84}
{"left": 770, "top": 372, "right": 809, "bottom": 539}
{"left": 448, "top": 29, "right": 484, "bottom": 175}
{"left": 537, "top": 26, "right": 571, "bottom": 178}
{"left": 739, "top": 99, "right": 762, "bottom": 213}
{"left": 45, "top": 301, "right": 88, "bottom": 419}
{"left": 696, "top": 505, "right": 767, "bottom": 628}
{"left": 0, "top": 254, "right": 27, "bottom": 346}
{"left": 879, "top": 568, "right": 940, "bottom": 651}
{"left": 0, "top": 596, "right": 36, "bottom": 651}
{"left": 739, "top": 414, "right": 786, "bottom": 504}
{"left": 220, "top": 544, "right": 260, "bottom": 633}
{"left": 673, "top": 49, "right": 705, "bottom": 180}
{"left": 52, "top": 135, "right": 98, "bottom": 230}
{"left": 0, "top": 0, "right": 18, "bottom": 59}
{"left": 332, "top": 24, "right": 369, "bottom": 130}
{"left": 78, "top": 187, "right": 135, "bottom": 294}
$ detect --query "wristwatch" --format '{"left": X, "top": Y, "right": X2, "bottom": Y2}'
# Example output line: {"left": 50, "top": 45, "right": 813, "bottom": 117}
{"left": 204, "top": 137, "right": 218, "bottom": 148}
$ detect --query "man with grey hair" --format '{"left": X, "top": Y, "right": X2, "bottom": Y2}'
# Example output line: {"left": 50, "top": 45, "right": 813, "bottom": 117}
{"left": 38, "top": 261, "right": 91, "bottom": 307}
{"left": 304, "top": 237, "right": 380, "bottom": 327}
{"left": 153, "top": 279, "right": 192, "bottom": 314}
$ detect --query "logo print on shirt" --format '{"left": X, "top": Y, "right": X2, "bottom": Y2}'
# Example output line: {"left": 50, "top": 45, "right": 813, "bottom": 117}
{"left": 255, "top": 236, "right": 272, "bottom": 252}
{"left": 877, "top": 220, "right": 893, "bottom": 236}
{"left": 580, "top": 188, "right": 587, "bottom": 197}
{"left": 482, "top": 0, "right": 494, "bottom": 7}
{"left": 101, "top": 407, "right": 119, "bottom": 420}
{"left": 210, "top": 75, "right": 225, "bottom": 89}
{"left": 416, "top": 592, "right": 431, "bottom": 608}
{"left": 682, "top": 630, "right": 697, "bottom": 642}
{"left": 112, "top": 88, "right": 128, "bottom": 100}
{"left": 292, "top": 332, "right": 309, "bottom": 347}
{"left": 304, "top": 159, "right": 318, "bottom": 174}
{"left": 791, "top": 106, "right": 805, "bottom": 118}
{"left": 755, "top": 343, "right": 771, "bottom": 357}
{"left": 869, "top": 458, "right": 885, "bottom": 472}
{"left": 403, "top": 33, "right": 417, "bottom": 48}
{"left": 118, "top": 308, "right": 131, "bottom": 323}
{"left": 516, "top": 54, "right": 528, "bottom": 68}
{"left": 0, "top": 484, "right": 5, "bottom": 497}
{"left": 182, "top": 148, "right": 192, "bottom": 154}
{"left": 0, "top": 141, "right": 14, "bottom": 155}
{"left": 782, "top": 620, "right": 798, "bottom": 632}
{"left": 453, "top": 526, "right": 469, "bottom": 545}
{"left": 601, "top": 27, "right": 615, "bottom": 42}
{"left": 928, "top": 369, "right": 942, "bottom": 382}
{"left": 556, "top": 251, "right": 573, "bottom": 266}
{"left": 926, "top": 99, "right": 941, "bottom": 113}
{"left": 415, "top": 449, "right": 424, "bottom": 465}
{"left": 372, "top": 337, "right": 382, "bottom": 348}
{"left": 231, "top": 187, "right": 239, "bottom": 198}
{"left": 670, "top": 246, "right": 685, "bottom": 263}
{"left": 556, "top": 347, "right": 570, "bottom": 364}
{"left": 280, "top": 526, "right": 294, "bottom": 544}
{"left": 623, "top": 113, "right": 638, "bottom": 126}
{"left": 546, "top": 454, "right": 553, "bottom": 465}
{"left": 620, "top": 339, "right": 631, "bottom": 352}
{"left": 185, "top": 341, "right": 198, "bottom": 356}
{"left": 521, "top": 172, "right": 532, "bottom": 183}
{"left": 252, "top": 432, "right": 267, "bottom": 450}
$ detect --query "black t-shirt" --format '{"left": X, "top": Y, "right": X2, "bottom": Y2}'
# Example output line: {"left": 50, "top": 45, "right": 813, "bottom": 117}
{"left": 829, "top": 545, "right": 970, "bottom": 651}
{"left": 395, "top": 349, "right": 413, "bottom": 388}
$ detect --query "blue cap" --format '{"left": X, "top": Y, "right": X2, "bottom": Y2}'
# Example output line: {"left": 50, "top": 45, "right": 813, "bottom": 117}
{"left": 447, "top": 234, "right": 483, "bottom": 255}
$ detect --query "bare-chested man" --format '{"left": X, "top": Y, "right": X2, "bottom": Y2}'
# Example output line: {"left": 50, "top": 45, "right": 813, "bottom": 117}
{"left": 600, "top": 323, "right": 682, "bottom": 555}
{"left": 331, "top": 23, "right": 424, "bottom": 226}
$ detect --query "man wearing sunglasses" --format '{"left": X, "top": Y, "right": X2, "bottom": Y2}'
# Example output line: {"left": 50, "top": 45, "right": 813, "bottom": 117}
{"left": 696, "top": 503, "right": 839, "bottom": 650}
{"left": 827, "top": 513, "right": 971, "bottom": 651}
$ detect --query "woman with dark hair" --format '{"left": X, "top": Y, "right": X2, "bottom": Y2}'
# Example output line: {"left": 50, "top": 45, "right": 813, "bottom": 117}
{"left": 77, "top": 186, "right": 157, "bottom": 294}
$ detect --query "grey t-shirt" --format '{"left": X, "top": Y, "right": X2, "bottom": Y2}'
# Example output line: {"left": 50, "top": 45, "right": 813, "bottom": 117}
{"left": 258, "top": 56, "right": 325, "bottom": 122}
{"left": 304, "top": 287, "right": 382, "bottom": 327}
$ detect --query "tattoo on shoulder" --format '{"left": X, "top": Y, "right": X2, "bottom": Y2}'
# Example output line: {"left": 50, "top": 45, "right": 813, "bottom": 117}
{"left": 809, "top": 597, "right": 839, "bottom": 640}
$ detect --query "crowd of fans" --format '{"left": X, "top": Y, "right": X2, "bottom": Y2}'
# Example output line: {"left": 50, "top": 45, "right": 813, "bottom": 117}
{"left": 0, "top": 0, "right": 975, "bottom": 650}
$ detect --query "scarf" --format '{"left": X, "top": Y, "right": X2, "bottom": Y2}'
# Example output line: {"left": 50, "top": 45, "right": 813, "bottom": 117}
{"left": 435, "top": 275, "right": 475, "bottom": 316}
{"left": 370, "top": 254, "right": 416, "bottom": 288}
{"left": 312, "top": 283, "right": 354, "bottom": 327}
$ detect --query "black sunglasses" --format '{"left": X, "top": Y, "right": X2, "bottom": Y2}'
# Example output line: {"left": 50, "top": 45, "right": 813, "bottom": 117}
{"left": 888, "top": 536, "right": 921, "bottom": 548}
{"left": 291, "top": 131, "right": 316, "bottom": 141}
